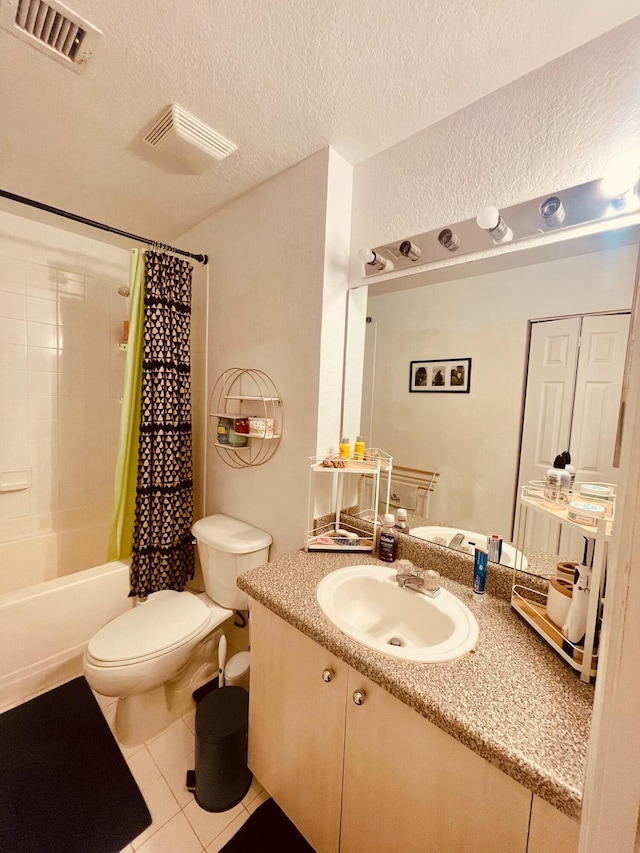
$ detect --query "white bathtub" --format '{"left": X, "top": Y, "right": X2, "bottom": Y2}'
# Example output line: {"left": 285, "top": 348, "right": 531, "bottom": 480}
{"left": 0, "top": 560, "right": 133, "bottom": 712}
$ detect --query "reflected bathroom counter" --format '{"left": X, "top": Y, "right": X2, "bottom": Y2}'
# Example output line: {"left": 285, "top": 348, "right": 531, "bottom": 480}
{"left": 239, "top": 547, "right": 594, "bottom": 820}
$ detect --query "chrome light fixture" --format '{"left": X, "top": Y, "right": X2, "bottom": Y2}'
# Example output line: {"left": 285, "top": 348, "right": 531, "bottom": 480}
{"left": 476, "top": 206, "right": 513, "bottom": 244}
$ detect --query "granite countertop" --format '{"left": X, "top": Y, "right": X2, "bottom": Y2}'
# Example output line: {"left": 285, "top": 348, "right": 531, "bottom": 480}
{"left": 238, "top": 545, "right": 594, "bottom": 820}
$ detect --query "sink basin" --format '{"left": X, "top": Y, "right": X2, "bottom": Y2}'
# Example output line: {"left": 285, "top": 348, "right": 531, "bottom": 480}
{"left": 409, "top": 526, "right": 528, "bottom": 570}
{"left": 316, "top": 565, "right": 478, "bottom": 663}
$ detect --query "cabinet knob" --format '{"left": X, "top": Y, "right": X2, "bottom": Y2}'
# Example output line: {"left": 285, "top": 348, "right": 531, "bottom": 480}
{"left": 322, "top": 669, "right": 334, "bottom": 683}
{"left": 352, "top": 690, "right": 366, "bottom": 706}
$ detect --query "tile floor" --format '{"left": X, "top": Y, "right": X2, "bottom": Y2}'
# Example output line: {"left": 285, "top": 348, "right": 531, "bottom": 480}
{"left": 93, "top": 689, "right": 269, "bottom": 853}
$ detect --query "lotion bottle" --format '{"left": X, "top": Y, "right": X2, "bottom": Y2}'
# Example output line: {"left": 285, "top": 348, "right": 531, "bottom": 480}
{"left": 353, "top": 435, "right": 365, "bottom": 461}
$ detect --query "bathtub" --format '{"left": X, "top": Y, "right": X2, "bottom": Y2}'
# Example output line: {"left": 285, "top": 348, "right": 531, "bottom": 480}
{"left": 0, "top": 560, "right": 133, "bottom": 712}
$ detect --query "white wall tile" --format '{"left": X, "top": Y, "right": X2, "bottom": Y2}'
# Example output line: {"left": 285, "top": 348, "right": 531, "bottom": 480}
{"left": 0, "top": 257, "right": 26, "bottom": 294}
{"left": 0, "top": 318, "right": 26, "bottom": 346}
{"left": 27, "top": 321, "right": 57, "bottom": 349}
{"left": 0, "top": 370, "right": 28, "bottom": 397}
{"left": 0, "top": 290, "right": 26, "bottom": 320}
{"left": 28, "top": 371, "right": 57, "bottom": 397}
{"left": 27, "top": 347, "right": 57, "bottom": 372}
{"left": 26, "top": 297, "right": 57, "bottom": 325}
{"left": 25, "top": 264, "right": 56, "bottom": 299}
{"left": 0, "top": 343, "right": 27, "bottom": 370}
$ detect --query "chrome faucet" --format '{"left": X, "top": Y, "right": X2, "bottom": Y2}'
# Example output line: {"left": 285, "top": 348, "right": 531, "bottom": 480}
{"left": 395, "top": 561, "right": 441, "bottom": 597}
{"left": 448, "top": 532, "right": 466, "bottom": 550}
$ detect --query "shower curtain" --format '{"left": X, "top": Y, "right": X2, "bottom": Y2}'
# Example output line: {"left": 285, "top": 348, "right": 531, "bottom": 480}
{"left": 107, "top": 250, "right": 145, "bottom": 562}
{"left": 129, "top": 251, "right": 195, "bottom": 597}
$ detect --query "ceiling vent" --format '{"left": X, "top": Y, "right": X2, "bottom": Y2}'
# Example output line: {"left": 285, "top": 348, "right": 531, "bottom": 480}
{"left": 142, "top": 104, "right": 237, "bottom": 175}
{"left": 0, "top": 0, "right": 102, "bottom": 71}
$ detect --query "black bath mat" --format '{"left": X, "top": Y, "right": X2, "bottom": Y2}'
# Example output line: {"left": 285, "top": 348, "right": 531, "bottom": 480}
{"left": 220, "top": 797, "right": 315, "bottom": 852}
{"left": 0, "top": 676, "right": 151, "bottom": 853}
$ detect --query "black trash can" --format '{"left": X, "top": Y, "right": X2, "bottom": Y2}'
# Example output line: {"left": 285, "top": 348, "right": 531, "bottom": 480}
{"left": 191, "top": 685, "right": 252, "bottom": 812}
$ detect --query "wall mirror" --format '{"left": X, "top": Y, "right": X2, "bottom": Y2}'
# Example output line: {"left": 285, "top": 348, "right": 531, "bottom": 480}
{"left": 343, "top": 202, "right": 640, "bottom": 579}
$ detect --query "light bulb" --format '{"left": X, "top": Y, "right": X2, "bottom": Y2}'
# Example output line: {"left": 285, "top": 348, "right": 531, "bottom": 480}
{"left": 539, "top": 196, "right": 565, "bottom": 228}
{"left": 357, "top": 248, "right": 393, "bottom": 271}
{"left": 602, "top": 153, "right": 640, "bottom": 210}
{"left": 476, "top": 206, "right": 513, "bottom": 244}
{"left": 437, "top": 228, "right": 460, "bottom": 251}
{"left": 399, "top": 240, "right": 421, "bottom": 261}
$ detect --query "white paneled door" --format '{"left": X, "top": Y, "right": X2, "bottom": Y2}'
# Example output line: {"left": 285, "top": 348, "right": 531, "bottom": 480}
{"left": 517, "top": 313, "right": 629, "bottom": 559}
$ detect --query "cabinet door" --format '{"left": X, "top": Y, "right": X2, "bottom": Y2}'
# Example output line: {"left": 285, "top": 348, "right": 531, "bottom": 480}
{"left": 248, "top": 602, "right": 347, "bottom": 853}
{"left": 341, "top": 670, "right": 531, "bottom": 853}
{"left": 527, "top": 795, "right": 579, "bottom": 853}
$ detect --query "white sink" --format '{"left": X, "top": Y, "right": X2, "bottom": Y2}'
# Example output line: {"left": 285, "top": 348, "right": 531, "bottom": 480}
{"left": 409, "top": 526, "right": 528, "bottom": 570}
{"left": 316, "top": 564, "right": 478, "bottom": 663}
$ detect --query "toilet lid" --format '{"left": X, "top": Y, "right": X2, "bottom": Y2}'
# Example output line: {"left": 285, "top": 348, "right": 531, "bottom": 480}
{"left": 88, "top": 591, "right": 211, "bottom": 664}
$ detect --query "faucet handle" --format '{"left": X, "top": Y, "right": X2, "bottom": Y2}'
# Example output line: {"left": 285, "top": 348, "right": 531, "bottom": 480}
{"left": 423, "top": 570, "right": 441, "bottom": 593}
{"left": 395, "top": 559, "right": 413, "bottom": 576}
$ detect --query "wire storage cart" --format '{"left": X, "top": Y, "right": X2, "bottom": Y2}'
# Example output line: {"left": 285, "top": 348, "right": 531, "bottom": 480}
{"left": 511, "top": 483, "right": 615, "bottom": 683}
{"left": 305, "top": 449, "right": 393, "bottom": 553}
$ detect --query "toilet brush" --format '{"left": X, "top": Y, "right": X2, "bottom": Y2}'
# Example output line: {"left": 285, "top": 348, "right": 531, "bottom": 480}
{"left": 218, "top": 635, "right": 227, "bottom": 687}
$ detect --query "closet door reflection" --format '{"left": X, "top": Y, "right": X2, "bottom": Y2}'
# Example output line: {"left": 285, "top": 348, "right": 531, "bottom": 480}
{"left": 517, "top": 313, "right": 629, "bottom": 560}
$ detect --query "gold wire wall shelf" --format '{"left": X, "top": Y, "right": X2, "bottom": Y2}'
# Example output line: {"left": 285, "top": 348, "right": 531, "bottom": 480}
{"left": 208, "top": 368, "right": 283, "bottom": 469}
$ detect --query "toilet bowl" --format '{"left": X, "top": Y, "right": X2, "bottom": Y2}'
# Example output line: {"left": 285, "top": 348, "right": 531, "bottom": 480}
{"left": 83, "top": 514, "right": 272, "bottom": 744}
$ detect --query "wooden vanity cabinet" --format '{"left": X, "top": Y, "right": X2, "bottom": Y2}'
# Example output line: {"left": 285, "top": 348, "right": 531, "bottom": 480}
{"left": 248, "top": 601, "right": 347, "bottom": 852}
{"left": 248, "top": 601, "right": 577, "bottom": 853}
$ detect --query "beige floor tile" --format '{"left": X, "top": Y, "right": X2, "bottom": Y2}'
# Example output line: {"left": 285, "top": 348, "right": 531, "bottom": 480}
{"left": 126, "top": 746, "right": 162, "bottom": 791}
{"left": 146, "top": 718, "right": 195, "bottom": 773}
{"left": 241, "top": 776, "right": 264, "bottom": 808}
{"left": 183, "top": 799, "right": 245, "bottom": 849}
{"left": 162, "top": 749, "right": 195, "bottom": 808}
{"left": 246, "top": 789, "right": 270, "bottom": 814}
{"left": 131, "top": 776, "right": 180, "bottom": 850}
{"left": 205, "top": 810, "right": 250, "bottom": 852}
{"left": 136, "top": 812, "right": 203, "bottom": 853}
{"left": 182, "top": 706, "right": 197, "bottom": 734}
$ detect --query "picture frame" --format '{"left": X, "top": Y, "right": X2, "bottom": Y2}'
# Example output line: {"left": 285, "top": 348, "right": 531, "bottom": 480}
{"left": 409, "top": 358, "right": 472, "bottom": 393}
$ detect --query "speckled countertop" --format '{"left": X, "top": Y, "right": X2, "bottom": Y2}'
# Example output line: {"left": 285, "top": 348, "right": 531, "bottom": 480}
{"left": 238, "top": 538, "right": 594, "bottom": 820}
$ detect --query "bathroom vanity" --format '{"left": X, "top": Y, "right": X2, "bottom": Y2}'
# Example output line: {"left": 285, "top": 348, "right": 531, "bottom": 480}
{"left": 239, "top": 548, "right": 590, "bottom": 853}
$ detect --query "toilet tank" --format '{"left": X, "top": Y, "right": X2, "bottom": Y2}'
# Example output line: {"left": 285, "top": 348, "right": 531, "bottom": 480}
{"left": 191, "top": 514, "right": 272, "bottom": 610}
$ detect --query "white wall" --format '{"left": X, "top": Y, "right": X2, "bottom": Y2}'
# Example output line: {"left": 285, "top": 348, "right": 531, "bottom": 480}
{"left": 350, "top": 18, "right": 640, "bottom": 282}
{"left": 177, "top": 149, "right": 353, "bottom": 559}
{"left": 365, "top": 244, "right": 637, "bottom": 537}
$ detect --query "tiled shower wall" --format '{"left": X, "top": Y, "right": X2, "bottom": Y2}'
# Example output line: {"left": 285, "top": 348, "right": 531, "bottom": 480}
{"left": 0, "top": 253, "right": 129, "bottom": 594}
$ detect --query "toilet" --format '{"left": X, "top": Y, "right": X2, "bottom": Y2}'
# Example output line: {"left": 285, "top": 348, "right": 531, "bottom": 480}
{"left": 83, "top": 514, "right": 271, "bottom": 745}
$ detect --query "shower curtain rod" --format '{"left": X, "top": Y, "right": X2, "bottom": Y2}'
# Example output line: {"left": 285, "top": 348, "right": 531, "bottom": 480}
{"left": 0, "top": 189, "right": 208, "bottom": 265}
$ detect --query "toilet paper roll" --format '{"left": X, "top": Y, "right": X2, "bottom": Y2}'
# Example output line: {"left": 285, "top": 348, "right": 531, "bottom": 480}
{"left": 546, "top": 577, "right": 573, "bottom": 628}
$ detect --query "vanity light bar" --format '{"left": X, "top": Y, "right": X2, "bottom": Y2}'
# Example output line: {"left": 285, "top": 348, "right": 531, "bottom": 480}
{"left": 360, "top": 172, "right": 640, "bottom": 278}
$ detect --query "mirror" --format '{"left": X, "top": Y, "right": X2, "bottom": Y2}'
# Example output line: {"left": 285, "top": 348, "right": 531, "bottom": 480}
{"left": 343, "top": 224, "right": 639, "bottom": 577}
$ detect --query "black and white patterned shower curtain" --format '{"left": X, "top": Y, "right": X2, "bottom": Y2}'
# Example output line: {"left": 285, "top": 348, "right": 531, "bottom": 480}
{"left": 129, "top": 252, "right": 195, "bottom": 598}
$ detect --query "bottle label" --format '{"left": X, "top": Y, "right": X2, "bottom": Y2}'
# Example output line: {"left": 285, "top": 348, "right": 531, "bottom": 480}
{"left": 379, "top": 530, "right": 397, "bottom": 562}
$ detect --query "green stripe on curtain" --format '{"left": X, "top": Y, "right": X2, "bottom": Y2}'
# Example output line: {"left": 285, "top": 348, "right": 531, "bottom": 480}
{"left": 107, "top": 249, "right": 145, "bottom": 561}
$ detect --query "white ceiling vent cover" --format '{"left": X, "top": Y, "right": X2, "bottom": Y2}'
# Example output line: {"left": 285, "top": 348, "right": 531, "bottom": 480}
{"left": 143, "top": 104, "right": 237, "bottom": 175}
{"left": 0, "top": 0, "right": 102, "bottom": 71}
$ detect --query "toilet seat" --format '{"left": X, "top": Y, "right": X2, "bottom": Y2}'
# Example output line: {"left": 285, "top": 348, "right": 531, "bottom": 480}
{"left": 87, "top": 591, "right": 212, "bottom": 667}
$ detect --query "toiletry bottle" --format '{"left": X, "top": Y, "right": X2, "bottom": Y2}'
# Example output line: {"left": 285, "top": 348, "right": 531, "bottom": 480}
{"left": 562, "top": 451, "right": 576, "bottom": 490}
{"left": 472, "top": 546, "right": 488, "bottom": 599}
{"left": 378, "top": 513, "right": 398, "bottom": 563}
{"left": 544, "top": 454, "right": 571, "bottom": 506}
{"left": 353, "top": 435, "right": 365, "bottom": 461}
{"left": 339, "top": 436, "right": 350, "bottom": 460}
{"left": 395, "top": 508, "right": 408, "bottom": 532}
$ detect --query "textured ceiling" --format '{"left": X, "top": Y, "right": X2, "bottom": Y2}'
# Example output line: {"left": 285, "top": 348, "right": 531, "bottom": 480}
{"left": 0, "top": 0, "right": 638, "bottom": 241}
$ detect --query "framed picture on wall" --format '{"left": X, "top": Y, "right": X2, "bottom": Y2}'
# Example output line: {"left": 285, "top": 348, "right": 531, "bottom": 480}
{"left": 409, "top": 358, "right": 472, "bottom": 393}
